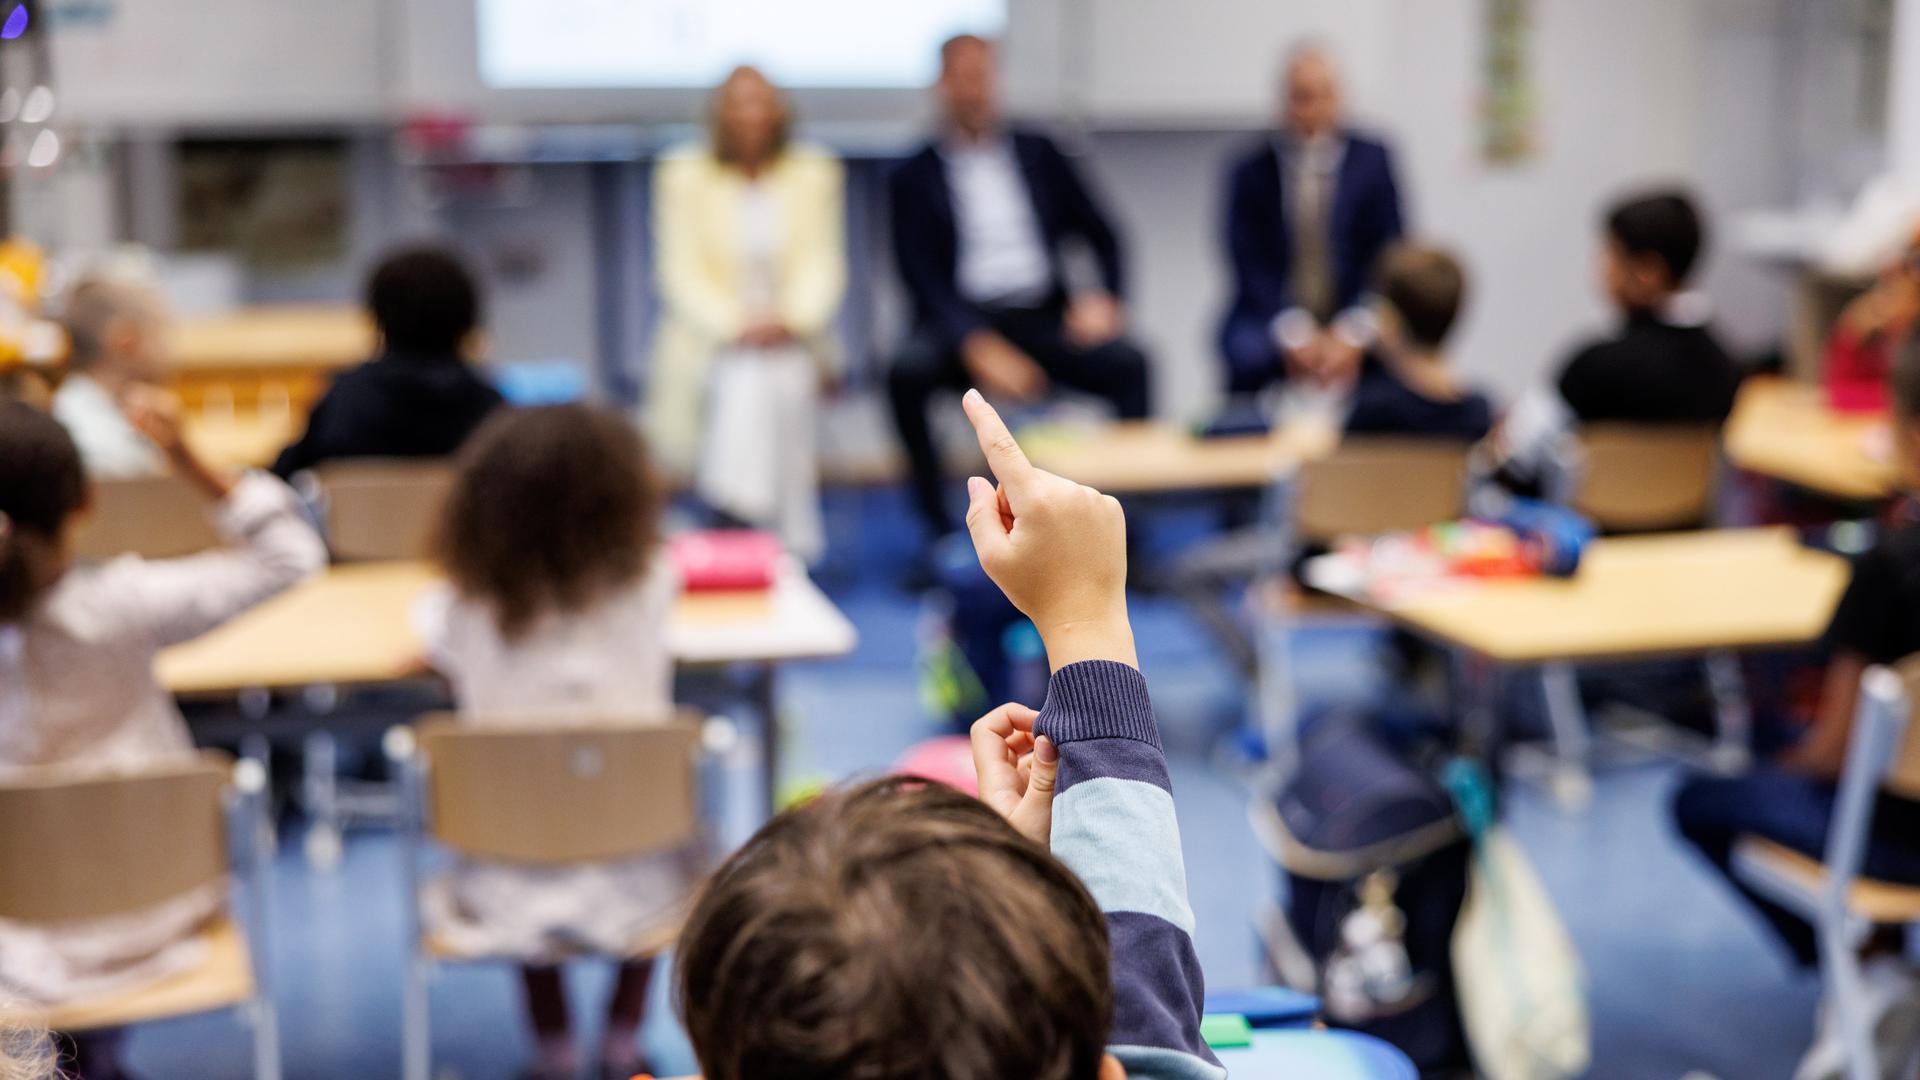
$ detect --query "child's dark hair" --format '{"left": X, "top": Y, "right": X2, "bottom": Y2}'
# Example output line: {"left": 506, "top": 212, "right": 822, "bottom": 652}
{"left": 676, "top": 777, "right": 1115, "bottom": 1080}
{"left": 1605, "top": 189, "right": 1705, "bottom": 286}
{"left": 430, "top": 404, "right": 662, "bottom": 640}
{"left": 0, "top": 402, "right": 87, "bottom": 623}
{"left": 1376, "top": 243, "right": 1467, "bottom": 351}
{"left": 366, "top": 246, "right": 481, "bottom": 357}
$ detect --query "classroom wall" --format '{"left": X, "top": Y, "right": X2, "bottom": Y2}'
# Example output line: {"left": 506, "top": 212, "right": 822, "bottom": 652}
{"left": 31, "top": 0, "right": 1855, "bottom": 417}
{"left": 1078, "top": 0, "right": 1801, "bottom": 421}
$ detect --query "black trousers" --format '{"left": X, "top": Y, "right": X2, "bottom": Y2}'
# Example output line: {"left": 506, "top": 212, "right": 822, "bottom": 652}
{"left": 886, "top": 306, "right": 1151, "bottom": 534}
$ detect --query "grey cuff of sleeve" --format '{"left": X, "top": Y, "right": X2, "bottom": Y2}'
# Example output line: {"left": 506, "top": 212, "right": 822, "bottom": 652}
{"left": 1039, "top": 660, "right": 1161, "bottom": 749}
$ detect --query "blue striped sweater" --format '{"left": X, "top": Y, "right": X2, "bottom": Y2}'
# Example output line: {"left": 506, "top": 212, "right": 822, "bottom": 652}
{"left": 1037, "top": 660, "right": 1227, "bottom": 1080}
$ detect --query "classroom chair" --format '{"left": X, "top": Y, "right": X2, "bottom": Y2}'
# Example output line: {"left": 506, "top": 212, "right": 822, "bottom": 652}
{"left": 73, "top": 473, "right": 223, "bottom": 561}
{"left": 1291, "top": 438, "right": 1475, "bottom": 548}
{"left": 1563, "top": 423, "right": 1720, "bottom": 534}
{"left": 1250, "top": 438, "right": 1475, "bottom": 771}
{"left": 385, "top": 714, "right": 713, "bottom": 1080}
{"left": 1732, "top": 657, "right": 1920, "bottom": 1080}
{"left": 1533, "top": 424, "right": 1740, "bottom": 808}
{"left": 311, "top": 458, "right": 456, "bottom": 562}
{"left": 0, "top": 752, "right": 279, "bottom": 1079}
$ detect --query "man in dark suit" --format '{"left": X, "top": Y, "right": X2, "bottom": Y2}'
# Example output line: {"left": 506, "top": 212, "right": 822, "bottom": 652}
{"left": 887, "top": 33, "right": 1150, "bottom": 536}
{"left": 1218, "top": 45, "right": 1406, "bottom": 396}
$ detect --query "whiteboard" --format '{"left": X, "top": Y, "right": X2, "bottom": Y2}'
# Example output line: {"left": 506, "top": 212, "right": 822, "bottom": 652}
{"left": 476, "top": 0, "right": 1006, "bottom": 89}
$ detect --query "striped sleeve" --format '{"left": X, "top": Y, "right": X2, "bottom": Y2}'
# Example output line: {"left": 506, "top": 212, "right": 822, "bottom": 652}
{"left": 1037, "top": 661, "right": 1225, "bottom": 1080}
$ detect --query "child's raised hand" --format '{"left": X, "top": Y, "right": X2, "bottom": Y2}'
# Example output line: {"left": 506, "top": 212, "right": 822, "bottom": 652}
{"left": 961, "top": 389, "right": 1137, "bottom": 670}
{"left": 121, "top": 383, "right": 184, "bottom": 453}
{"left": 122, "top": 383, "right": 238, "bottom": 499}
{"left": 969, "top": 701, "right": 1058, "bottom": 846}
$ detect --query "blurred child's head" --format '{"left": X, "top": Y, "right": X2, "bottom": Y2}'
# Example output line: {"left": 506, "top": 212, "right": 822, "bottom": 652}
{"left": 1599, "top": 190, "right": 1704, "bottom": 313}
{"left": 63, "top": 277, "right": 170, "bottom": 384}
{"left": 431, "top": 403, "right": 661, "bottom": 640}
{"left": 1375, "top": 243, "right": 1467, "bottom": 357}
{"left": 677, "top": 777, "right": 1124, "bottom": 1080}
{"left": 365, "top": 247, "right": 481, "bottom": 359}
{"left": 0, "top": 401, "right": 88, "bottom": 623}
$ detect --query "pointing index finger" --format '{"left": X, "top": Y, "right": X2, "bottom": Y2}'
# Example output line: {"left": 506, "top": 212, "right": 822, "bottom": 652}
{"left": 962, "top": 388, "right": 1033, "bottom": 485}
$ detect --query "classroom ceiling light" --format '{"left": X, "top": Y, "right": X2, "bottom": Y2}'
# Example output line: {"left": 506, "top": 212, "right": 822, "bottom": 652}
{"left": 20, "top": 85, "right": 52, "bottom": 124}
{"left": 0, "top": 5, "right": 27, "bottom": 40}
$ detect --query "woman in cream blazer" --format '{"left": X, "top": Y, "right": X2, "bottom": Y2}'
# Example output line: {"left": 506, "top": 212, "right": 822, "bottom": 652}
{"left": 648, "top": 66, "right": 846, "bottom": 560}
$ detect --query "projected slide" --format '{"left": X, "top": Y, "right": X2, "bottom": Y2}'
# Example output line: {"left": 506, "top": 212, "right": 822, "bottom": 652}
{"left": 478, "top": 0, "right": 1008, "bottom": 89}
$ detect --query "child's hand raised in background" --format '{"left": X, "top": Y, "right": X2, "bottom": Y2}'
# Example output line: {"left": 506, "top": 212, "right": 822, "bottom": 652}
{"left": 970, "top": 701, "right": 1059, "bottom": 846}
{"left": 960, "top": 388, "right": 1137, "bottom": 671}
{"left": 122, "top": 384, "right": 238, "bottom": 500}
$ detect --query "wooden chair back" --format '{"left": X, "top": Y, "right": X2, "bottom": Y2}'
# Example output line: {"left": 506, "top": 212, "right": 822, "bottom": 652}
{"left": 1572, "top": 424, "right": 1719, "bottom": 533}
{"left": 75, "top": 474, "right": 222, "bottom": 561}
{"left": 0, "top": 753, "right": 230, "bottom": 923}
{"left": 417, "top": 715, "right": 703, "bottom": 866}
{"left": 1293, "top": 438, "right": 1471, "bottom": 546}
{"left": 1880, "top": 656, "right": 1920, "bottom": 801}
{"left": 315, "top": 459, "right": 455, "bottom": 562}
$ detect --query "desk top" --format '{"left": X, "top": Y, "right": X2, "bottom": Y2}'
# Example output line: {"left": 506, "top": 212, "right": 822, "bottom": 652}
{"left": 1315, "top": 527, "right": 1849, "bottom": 665}
{"left": 1021, "top": 420, "right": 1334, "bottom": 495}
{"left": 183, "top": 412, "right": 300, "bottom": 470}
{"left": 169, "top": 305, "right": 375, "bottom": 375}
{"left": 1723, "top": 377, "right": 1898, "bottom": 502}
{"left": 157, "top": 561, "right": 859, "bottom": 695}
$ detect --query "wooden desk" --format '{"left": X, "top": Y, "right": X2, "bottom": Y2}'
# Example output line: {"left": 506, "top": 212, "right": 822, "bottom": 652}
{"left": 1319, "top": 528, "right": 1848, "bottom": 666}
{"left": 158, "top": 560, "right": 859, "bottom": 695}
{"left": 159, "top": 559, "right": 857, "bottom": 829}
{"left": 182, "top": 411, "right": 301, "bottom": 471}
{"left": 1723, "top": 377, "right": 1897, "bottom": 503}
{"left": 1021, "top": 420, "right": 1335, "bottom": 495}
{"left": 167, "top": 305, "right": 372, "bottom": 414}
{"left": 1302, "top": 527, "right": 1849, "bottom": 806}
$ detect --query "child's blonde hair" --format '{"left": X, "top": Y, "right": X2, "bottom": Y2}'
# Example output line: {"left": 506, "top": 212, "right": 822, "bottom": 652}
{"left": 0, "top": 1019, "right": 55, "bottom": 1080}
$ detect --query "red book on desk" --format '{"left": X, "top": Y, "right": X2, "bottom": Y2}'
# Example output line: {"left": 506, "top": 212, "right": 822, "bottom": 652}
{"left": 669, "top": 530, "right": 782, "bottom": 592}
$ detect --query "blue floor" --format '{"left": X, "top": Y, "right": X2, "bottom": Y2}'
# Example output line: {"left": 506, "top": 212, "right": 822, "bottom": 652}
{"left": 135, "top": 487, "right": 1820, "bottom": 1079}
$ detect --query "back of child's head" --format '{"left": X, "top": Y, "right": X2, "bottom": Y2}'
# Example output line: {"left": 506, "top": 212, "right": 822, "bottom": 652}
{"left": 1604, "top": 189, "right": 1705, "bottom": 289}
{"left": 365, "top": 246, "right": 480, "bottom": 358}
{"left": 0, "top": 401, "right": 86, "bottom": 623}
{"left": 1376, "top": 243, "right": 1467, "bottom": 352}
{"left": 62, "top": 277, "right": 164, "bottom": 374}
{"left": 431, "top": 403, "right": 660, "bottom": 640}
{"left": 676, "top": 777, "right": 1115, "bottom": 1080}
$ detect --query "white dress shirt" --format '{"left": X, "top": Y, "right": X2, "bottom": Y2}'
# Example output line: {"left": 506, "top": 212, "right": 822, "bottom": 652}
{"left": 942, "top": 136, "right": 1053, "bottom": 307}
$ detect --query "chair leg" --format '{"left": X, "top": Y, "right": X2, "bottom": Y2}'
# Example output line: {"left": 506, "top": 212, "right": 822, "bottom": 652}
{"left": 302, "top": 730, "right": 343, "bottom": 871}
{"left": 1539, "top": 663, "right": 1593, "bottom": 811}
{"left": 1253, "top": 586, "right": 1300, "bottom": 778}
{"left": 403, "top": 955, "right": 432, "bottom": 1080}
{"left": 251, "top": 998, "right": 282, "bottom": 1080}
{"left": 1704, "top": 650, "right": 1753, "bottom": 773}
{"left": 1822, "top": 918, "right": 1878, "bottom": 1080}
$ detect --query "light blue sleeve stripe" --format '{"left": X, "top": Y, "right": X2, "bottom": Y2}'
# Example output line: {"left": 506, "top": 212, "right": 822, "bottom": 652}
{"left": 1051, "top": 776, "right": 1196, "bottom": 936}
{"left": 1109, "top": 1044, "right": 1229, "bottom": 1080}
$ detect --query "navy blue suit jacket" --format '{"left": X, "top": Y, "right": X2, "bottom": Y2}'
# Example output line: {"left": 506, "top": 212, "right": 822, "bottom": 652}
{"left": 1217, "top": 132, "right": 1406, "bottom": 390}
{"left": 890, "top": 128, "right": 1127, "bottom": 349}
